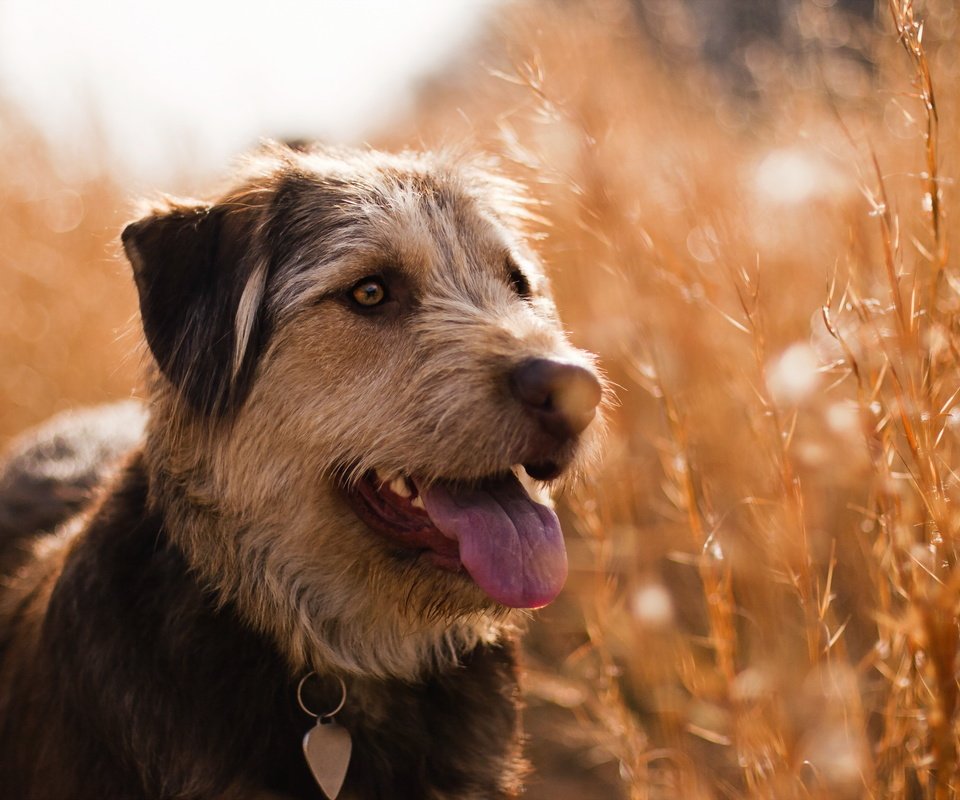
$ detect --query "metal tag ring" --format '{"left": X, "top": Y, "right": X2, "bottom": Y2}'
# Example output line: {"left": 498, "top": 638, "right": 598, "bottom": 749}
{"left": 297, "top": 672, "right": 347, "bottom": 719}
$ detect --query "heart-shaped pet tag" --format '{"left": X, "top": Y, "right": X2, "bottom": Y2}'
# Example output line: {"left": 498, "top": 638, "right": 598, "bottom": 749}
{"left": 303, "top": 718, "right": 352, "bottom": 799}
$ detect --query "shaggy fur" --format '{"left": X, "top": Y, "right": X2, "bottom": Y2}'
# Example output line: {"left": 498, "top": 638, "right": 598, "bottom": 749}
{"left": 0, "top": 142, "right": 604, "bottom": 799}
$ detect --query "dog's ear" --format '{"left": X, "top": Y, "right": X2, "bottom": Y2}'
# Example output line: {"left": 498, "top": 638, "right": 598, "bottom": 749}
{"left": 122, "top": 198, "right": 271, "bottom": 417}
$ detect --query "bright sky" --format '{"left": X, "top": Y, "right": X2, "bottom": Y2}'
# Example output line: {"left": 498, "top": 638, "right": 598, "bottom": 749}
{"left": 0, "top": 0, "right": 500, "bottom": 181}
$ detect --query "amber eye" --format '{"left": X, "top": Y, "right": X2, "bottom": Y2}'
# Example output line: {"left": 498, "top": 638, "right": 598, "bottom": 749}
{"left": 350, "top": 277, "right": 387, "bottom": 308}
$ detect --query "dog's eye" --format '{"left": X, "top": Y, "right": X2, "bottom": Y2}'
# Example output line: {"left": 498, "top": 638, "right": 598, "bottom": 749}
{"left": 508, "top": 268, "right": 531, "bottom": 300}
{"left": 350, "top": 277, "right": 388, "bottom": 308}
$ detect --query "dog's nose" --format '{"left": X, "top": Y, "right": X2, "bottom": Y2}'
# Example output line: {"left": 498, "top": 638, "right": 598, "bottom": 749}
{"left": 510, "top": 358, "right": 602, "bottom": 438}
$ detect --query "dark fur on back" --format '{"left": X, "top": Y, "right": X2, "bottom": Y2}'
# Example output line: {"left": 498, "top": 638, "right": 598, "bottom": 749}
{"left": 0, "top": 402, "right": 145, "bottom": 575}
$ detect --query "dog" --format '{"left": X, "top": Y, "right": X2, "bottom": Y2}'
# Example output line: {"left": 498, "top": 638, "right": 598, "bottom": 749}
{"left": 0, "top": 142, "right": 604, "bottom": 799}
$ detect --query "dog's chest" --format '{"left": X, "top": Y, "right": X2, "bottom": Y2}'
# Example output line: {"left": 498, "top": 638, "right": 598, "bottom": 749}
{"left": 9, "top": 458, "right": 524, "bottom": 800}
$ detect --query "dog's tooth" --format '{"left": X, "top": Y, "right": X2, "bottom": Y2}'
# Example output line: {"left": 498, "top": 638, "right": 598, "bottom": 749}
{"left": 411, "top": 495, "right": 425, "bottom": 510}
{"left": 390, "top": 477, "right": 411, "bottom": 498}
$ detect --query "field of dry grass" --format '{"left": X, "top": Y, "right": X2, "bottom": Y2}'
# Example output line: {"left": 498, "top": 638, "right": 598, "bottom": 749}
{"left": 3, "top": 0, "right": 960, "bottom": 797}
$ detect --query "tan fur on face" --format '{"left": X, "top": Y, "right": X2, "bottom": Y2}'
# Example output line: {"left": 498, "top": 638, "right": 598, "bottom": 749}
{"left": 139, "top": 144, "right": 606, "bottom": 680}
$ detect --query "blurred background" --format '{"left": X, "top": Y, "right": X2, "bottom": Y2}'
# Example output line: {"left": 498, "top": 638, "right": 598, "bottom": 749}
{"left": 4, "top": 0, "right": 960, "bottom": 797}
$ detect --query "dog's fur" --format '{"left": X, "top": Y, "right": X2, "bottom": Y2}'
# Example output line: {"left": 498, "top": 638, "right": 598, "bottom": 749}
{"left": 0, "top": 143, "right": 603, "bottom": 799}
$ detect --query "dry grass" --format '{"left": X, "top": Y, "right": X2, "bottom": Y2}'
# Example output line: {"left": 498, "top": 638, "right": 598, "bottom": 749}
{"left": 0, "top": 116, "right": 140, "bottom": 440}
{"left": 3, "top": 0, "right": 960, "bottom": 797}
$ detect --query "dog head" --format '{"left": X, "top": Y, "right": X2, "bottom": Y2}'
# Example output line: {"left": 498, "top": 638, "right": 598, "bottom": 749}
{"left": 123, "top": 143, "right": 606, "bottom": 677}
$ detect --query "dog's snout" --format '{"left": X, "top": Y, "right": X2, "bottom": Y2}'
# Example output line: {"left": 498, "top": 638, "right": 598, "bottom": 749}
{"left": 510, "top": 358, "right": 602, "bottom": 438}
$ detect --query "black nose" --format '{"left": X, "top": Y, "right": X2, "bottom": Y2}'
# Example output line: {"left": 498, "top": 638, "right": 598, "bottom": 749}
{"left": 510, "top": 358, "right": 602, "bottom": 438}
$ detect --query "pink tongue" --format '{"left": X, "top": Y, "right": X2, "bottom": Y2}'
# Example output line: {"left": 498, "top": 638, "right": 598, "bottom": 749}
{"left": 419, "top": 473, "right": 568, "bottom": 609}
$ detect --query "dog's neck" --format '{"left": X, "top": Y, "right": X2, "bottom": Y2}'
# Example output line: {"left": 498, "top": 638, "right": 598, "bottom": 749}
{"left": 140, "top": 411, "right": 516, "bottom": 682}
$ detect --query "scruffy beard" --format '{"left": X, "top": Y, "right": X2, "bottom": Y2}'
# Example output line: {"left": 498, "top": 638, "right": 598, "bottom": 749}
{"left": 225, "top": 548, "right": 522, "bottom": 681}
{"left": 254, "top": 513, "right": 522, "bottom": 680}
{"left": 148, "top": 451, "right": 521, "bottom": 680}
